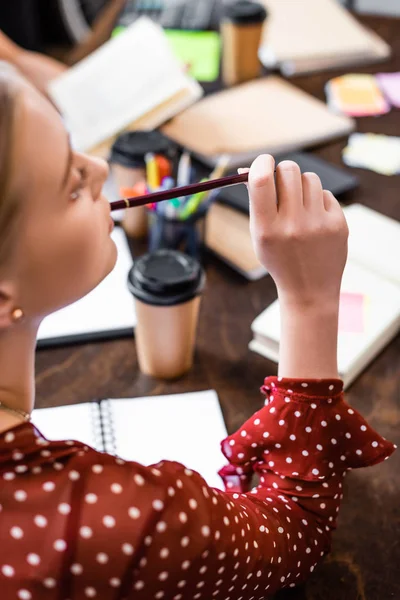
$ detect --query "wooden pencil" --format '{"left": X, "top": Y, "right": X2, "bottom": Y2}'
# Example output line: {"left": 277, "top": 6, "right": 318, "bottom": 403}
{"left": 110, "top": 172, "right": 249, "bottom": 212}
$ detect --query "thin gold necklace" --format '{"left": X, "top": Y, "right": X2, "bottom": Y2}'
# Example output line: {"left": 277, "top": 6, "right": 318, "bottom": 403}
{"left": 0, "top": 402, "right": 31, "bottom": 422}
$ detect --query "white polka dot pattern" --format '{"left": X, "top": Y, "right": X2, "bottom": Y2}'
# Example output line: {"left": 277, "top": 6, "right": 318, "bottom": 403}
{"left": 0, "top": 377, "right": 394, "bottom": 600}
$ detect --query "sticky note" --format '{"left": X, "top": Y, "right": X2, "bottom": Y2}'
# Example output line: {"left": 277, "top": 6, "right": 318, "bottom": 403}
{"left": 165, "top": 30, "right": 221, "bottom": 82}
{"left": 376, "top": 72, "right": 400, "bottom": 109}
{"left": 343, "top": 133, "right": 400, "bottom": 176}
{"left": 326, "top": 74, "right": 390, "bottom": 117}
{"left": 339, "top": 292, "right": 366, "bottom": 333}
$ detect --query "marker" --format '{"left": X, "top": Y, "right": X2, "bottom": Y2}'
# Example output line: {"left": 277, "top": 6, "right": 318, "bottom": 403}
{"left": 177, "top": 152, "right": 192, "bottom": 187}
{"left": 145, "top": 152, "right": 160, "bottom": 190}
{"left": 156, "top": 155, "right": 172, "bottom": 181}
{"left": 179, "top": 155, "right": 231, "bottom": 220}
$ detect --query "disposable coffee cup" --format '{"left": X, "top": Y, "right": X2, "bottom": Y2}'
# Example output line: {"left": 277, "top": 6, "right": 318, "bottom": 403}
{"left": 221, "top": 0, "right": 267, "bottom": 86}
{"left": 110, "top": 131, "right": 176, "bottom": 238}
{"left": 128, "top": 250, "right": 205, "bottom": 379}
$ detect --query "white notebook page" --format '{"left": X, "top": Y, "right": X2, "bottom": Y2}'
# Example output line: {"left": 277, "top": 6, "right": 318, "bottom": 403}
{"left": 105, "top": 391, "right": 228, "bottom": 489}
{"left": 32, "top": 391, "right": 228, "bottom": 490}
{"left": 37, "top": 228, "right": 135, "bottom": 344}
{"left": 344, "top": 204, "right": 400, "bottom": 286}
{"left": 32, "top": 402, "right": 101, "bottom": 451}
{"left": 49, "top": 17, "right": 202, "bottom": 152}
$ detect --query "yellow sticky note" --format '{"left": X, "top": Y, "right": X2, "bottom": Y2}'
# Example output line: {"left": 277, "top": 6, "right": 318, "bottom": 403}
{"left": 327, "top": 74, "right": 390, "bottom": 117}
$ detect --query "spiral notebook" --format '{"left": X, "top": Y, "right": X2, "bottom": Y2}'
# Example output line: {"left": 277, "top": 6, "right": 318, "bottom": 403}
{"left": 32, "top": 391, "right": 227, "bottom": 489}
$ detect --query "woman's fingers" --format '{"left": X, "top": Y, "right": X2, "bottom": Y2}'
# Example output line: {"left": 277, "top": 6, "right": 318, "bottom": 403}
{"left": 247, "top": 154, "right": 277, "bottom": 225}
{"left": 323, "top": 189, "right": 340, "bottom": 212}
{"left": 302, "top": 172, "right": 324, "bottom": 211}
{"left": 275, "top": 160, "right": 303, "bottom": 214}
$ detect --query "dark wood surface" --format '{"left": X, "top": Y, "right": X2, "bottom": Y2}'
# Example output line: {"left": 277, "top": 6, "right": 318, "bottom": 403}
{"left": 35, "top": 15, "right": 400, "bottom": 600}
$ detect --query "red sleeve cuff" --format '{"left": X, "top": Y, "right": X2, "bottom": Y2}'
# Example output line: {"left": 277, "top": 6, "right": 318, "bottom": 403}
{"left": 220, "top": 377, "right": 396, "bottom": 486}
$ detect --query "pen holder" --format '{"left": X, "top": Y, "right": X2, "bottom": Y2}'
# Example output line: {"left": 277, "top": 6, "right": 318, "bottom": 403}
{"left": 148, "top": 208, "right": 207, "bottom": 260}
{"left": 110, "top": 131, "right": 177, "bottom": 240}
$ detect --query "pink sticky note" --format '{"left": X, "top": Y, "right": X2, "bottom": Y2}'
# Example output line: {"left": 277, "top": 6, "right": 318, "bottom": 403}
{"left": 339, "top": 292, "right": 365, "bottom": 333}
{"left": 376, "top": 72, "right": 400, "bottom": 109}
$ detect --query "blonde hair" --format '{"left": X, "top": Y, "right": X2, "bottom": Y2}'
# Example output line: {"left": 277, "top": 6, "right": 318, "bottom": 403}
{"left": 0, "top": 62, "right": 22, "bottom": 269}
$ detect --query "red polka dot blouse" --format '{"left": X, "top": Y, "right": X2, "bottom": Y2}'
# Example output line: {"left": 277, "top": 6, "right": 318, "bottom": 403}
{"left": 0, "top": 377, "right": 395, "bottom": 600}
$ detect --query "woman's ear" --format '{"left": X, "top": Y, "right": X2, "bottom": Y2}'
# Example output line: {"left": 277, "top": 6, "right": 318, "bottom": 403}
{"left": 0, "top": 282, "right": 19, "bottom": 329}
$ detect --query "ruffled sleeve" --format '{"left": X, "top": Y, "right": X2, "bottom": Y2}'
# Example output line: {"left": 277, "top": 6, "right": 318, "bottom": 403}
{"left": 219, "top": 377, "right": 396, "bottom": 491}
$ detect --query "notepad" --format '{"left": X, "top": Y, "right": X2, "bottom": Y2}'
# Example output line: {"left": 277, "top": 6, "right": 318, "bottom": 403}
{"left": 249, "top": 204, "right": 400, "bottom": 389}
{"left": 48, "top": 17, "right": 203, "bottom": 155}
{"left": 162, "top": 77, "right": 354, "bottom": 169}
{"left": 343, "top": 133, "right": 400, "bottom": 176}
{"left": 339, "top": 292, "right": 367, "bottom": 334}
{"left": 37, "top": 228, "right": 135, "bottom": 347}
{"left": 376, "top": 72, "right": 400, "bottom": 108}
{"left": 326, "top": 74, "right": 390, "bottom": 117}
{"left": 32, "top": 390, "right": 227, "bottom": 489}
{"left": 258, "top": 0, "right": 391, "bottom": 76}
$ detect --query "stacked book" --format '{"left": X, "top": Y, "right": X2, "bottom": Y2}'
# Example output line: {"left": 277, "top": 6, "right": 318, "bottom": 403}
{"left": 259, "top": 0, "right": 391, "bottom": 76}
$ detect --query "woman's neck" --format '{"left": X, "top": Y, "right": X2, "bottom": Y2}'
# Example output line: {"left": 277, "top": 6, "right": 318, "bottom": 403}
{"left": 0, "top": 321, "right": 38, "bottom": 434}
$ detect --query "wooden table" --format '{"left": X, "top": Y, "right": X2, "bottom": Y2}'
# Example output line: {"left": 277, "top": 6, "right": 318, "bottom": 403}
{"left": 36, "top": 15, "right": 400, "bottom": 600}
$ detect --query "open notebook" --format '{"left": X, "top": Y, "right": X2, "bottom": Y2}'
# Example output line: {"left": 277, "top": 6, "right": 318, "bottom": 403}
{"left": 48, "top": 17, "right": 202, "bottom": 156}
{"left": 37, "top": 228, "right": 135, "bottom": 347}
{"left": 259, "top": 0, "right": 390, "bottom": 76}
{"left": 32, "top": 391, "right": 227, "bottom": 490}
{"left": 249, "top": 204, "right": 400, "bottom": 389}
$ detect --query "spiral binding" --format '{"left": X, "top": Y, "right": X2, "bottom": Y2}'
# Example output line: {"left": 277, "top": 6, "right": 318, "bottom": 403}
{"left": 100, "top": 400, "right": 118, "bottom": 456}
{"left": 90, "top": 401, "right": 104, "bottom": 451}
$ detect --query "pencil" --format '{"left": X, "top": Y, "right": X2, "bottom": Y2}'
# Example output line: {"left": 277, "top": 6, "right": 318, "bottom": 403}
{"left": 110, "top": 172, "right": 250, "bottom": 212}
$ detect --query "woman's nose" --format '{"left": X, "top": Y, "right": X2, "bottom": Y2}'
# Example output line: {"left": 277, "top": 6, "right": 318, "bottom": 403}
{"left": 90, "top": 157, "right": 109, "bottom": 200}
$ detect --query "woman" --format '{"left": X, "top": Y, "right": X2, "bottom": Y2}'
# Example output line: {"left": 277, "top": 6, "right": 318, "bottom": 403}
{"left": 0, "top": 62, "right": 394, "bottom": 600}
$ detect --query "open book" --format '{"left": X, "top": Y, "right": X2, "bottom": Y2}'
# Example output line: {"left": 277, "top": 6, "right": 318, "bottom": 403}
{"left": 32, "top": 391, "right": 227, "bottom": 489}
{"left": 249, "top": 204, "right": 400, "bottom": 389}
{"left": 48, "top": 17, "right": 202, "bottom": 156}
{"left": 37, "top": 228, "right": 135, "bottom": 347}
{"left": 259, "top": 0, "right": 391, "bottom": 76}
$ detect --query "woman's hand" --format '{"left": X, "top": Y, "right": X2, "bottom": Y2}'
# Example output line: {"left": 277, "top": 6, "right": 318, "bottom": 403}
{"left": 15, "top": 51, "right": 67, "bottom": 101}
{"left": 246, "top": 154, "right": 348, "bottom": 309}
{"left": 0, "top": 30, "right": 67, "bottom": 101}
{"left": 245, "top": 154, "right": 349, "bottom": 378}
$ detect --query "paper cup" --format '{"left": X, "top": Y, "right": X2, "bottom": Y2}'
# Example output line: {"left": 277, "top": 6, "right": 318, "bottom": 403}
{"left": 222, "top": 1, "right": 267, "bottom": 86}
{"left": 128, "top": 250, "right": 205, "bottom": 379}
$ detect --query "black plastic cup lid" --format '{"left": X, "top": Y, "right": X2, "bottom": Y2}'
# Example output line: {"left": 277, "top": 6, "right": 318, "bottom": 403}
{"left": 224, "top": 0, "right": 267, "bottom": 24}
{"left": 128, "top": 250, "right": 205, "bottom": 307}
{"left": 110, "top": 131, "right": 176, "bottom": 169}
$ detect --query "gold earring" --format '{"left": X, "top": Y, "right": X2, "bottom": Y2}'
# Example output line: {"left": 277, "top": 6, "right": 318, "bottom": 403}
{"left": 11, "top": 308, "right": 24, "bottom": 323}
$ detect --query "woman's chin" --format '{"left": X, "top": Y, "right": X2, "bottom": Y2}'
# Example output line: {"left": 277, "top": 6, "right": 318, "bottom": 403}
{"left": 76, "top": 239, "right": 118, "bottom": 305}
{"left": 108, "top": 235, "right": 118, "bottom": 272}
